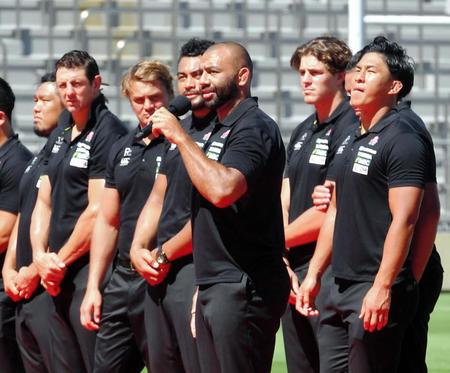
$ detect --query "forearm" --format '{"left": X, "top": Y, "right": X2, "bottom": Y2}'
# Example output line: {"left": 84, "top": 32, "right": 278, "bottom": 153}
{"left": 177, "top": 133, "right": 246, "bottom": 207}
{"left": 0, "top": 211, "right": 18, "bottom": 253}
{"left": 86, "top": 217, "right": 119, "bottom": 290}
{"left": 57, "top": 206, "right": 98, "bottom": 266}
{"left": 2, "top": 218, "right": 19, "bottom": 273}
{"left": 410, "top": 183, "right": 440, "bottom": 281}
{"left": 306, "top": 207, "right": 335, "bottom": 279}
{"left": 285, "top": 207, "right": 326, "bottom": 248}
{"left": 374, "top": 219, "right": 417, "bottom": 289}
{"left": 162, "top": 221, "right": 192, "bottom": 261}
{"left": 30, "top": 202, "right": 51, "bottom": 258}
{"left": 131, "top": 203, "right": 163, "bottom": 254}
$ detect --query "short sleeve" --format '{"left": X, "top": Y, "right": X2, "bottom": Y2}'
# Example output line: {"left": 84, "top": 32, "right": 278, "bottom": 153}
{"left": 156, "top": 140, "right": 172, "bottom": 176}
{"left": 104, "top": 140, "right": 123, "bottom": 189}
{"left": 89, "top": 117, "right": 128, "bottom": 179}
{"left": 0, "top": 158, "right": 28, "bottom": 213}
{"left": 386, "top": 132, "right": 428, "bottom": 189}
{"left": 220, "top": 124, "right": 272, "bottom": 188}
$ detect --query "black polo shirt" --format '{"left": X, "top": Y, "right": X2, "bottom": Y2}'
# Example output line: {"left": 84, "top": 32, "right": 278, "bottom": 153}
{"left": 332, "top": 110, "right": 429, "bottom": 282}
{"left": 0, "top": 135, "right": 33, "bottom": 269}
{"left": 395, "top": 101, "right": 436, "bottom": 183}
{"left": 105, "top": 127, "right": 165, "bottom": 262}
{"left": 45, "top": 94, "right": 128, "bottom": 258}
{"left": 191, "top": 97, "right": 286, "bottom": 285}
{"left": 285, "top": 98, "right": 357, "bottom": 268}
{"left": 16, "top": 145, "right": 49, "bottom": 269}
{"left": 156, "top": 112, "right": 215, "bottom": 248}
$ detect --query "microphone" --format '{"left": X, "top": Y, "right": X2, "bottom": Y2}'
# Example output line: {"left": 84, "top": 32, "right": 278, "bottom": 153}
{"left": 135, "top": 95, "right": 192, "bottom": 141}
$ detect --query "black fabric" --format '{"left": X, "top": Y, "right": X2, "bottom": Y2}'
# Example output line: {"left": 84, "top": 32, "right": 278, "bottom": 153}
{"left": 16, "top": 146, "right": 47, "bottom": 268}
{"left": 332, "top": 110, "right": 429, "bottom": 282}
{"left": 15, "top": 290, "right": 53, "bottom": 373}
{"left": 191, "top": 97, "right": 288, "bottom": 286}
{"left": 0, "top": 135, "right": 33, "bottom": 270}
{"left": 285, "top": 98, "right": 357, "bottom": 268}
{"left": 395, "top": 101, "right": 436, "bottom": 183}
{"left": 156, "top": 112, "right": 215, "bottom": 246}
{"left": 0, "top": 279, "right": 25, "bottom": 373}
{"left": 94, "top": 267, "right": 148, "bottom": 373}
{"left": 398, "top": 248, "right": 443, "bottom": 373}
{"left": 45, "top": 94, "right": 128, "bottom": 256}
{"left": 195, "top": 274, "right": 288, "bottom": 373}
{"left": 104, "top": 126, "right": 165, "bottom": 262}
{"left": 145, "top": 262, "right": 199, "bottom": 373}
{"left": 319, "top": 277, "right": 418, "bottom": 373}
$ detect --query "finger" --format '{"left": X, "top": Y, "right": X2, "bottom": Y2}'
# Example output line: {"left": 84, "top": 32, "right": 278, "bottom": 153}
{"left": 376, "top": 313, "right": 385, "bottom": 331}
{"left": 93, "top": 302, "right": 102, "bottom": 324}
{"left": 369, "top": 311, "right": 378, "bottom": 332}
{"left": 288, "top": 291, "right": 297, "bottom": 305}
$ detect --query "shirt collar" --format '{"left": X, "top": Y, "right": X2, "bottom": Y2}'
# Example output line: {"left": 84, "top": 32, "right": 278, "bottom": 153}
{"left": 357, "top": 109, "right": 398, "bottom": 136}
{"left": 213, "top": 97, "right": 258, "bottom": 128}
{"left": 190, "top": 111, "right": 217, "bottom": 130}
{"left": 0, "top": 134, "right": 19, "bottom": 160}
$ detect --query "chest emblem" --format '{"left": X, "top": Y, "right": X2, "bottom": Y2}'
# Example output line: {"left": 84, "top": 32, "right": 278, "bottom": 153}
{"left": 352, "top": 146, "right": 377, "bottom": 176}
{"left": 294, "top": 132, "right": 308, "bottom": 151}
{"left": 368, "top": 136, "right": 379, "bottom": 146}
{"left": 51, "top": 136, "right": 64, "bottom": 154}
{"left": 69, "top": 142, "right": 91, "bottom": 169}
{"left": 119, "top": 147, "right": 132, "bottom": 167}
{"left": 309, "top": 138, "right": 329, "bottom": 165}
{"left": 206, "top": 141, "right": 224, "bottom": 161}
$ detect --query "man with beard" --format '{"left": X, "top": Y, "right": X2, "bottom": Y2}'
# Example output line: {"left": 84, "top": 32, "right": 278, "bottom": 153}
{"left": 0, "top": 77, "right": 34, "bottom": 373}
{"left": 130, "top": 38, "right": 215, "bottom": 373}
{"left": 148, "top": 41, "right": 290, "bottom": 373}
{"left": 2, "top": 73, "right": 64, "bottom": 372}
{"left": 30, "top": 51, "right": 128, "bottom": 372}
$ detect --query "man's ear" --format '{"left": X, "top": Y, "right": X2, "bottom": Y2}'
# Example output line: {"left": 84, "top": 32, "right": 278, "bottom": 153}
{"left": 92, "top": 74, "right": 102, "bottom": 90}
{"left": 388, "top": 80, "right": 403, "bottom": 96}
{"left": 0, "top": 111, "right": 6, "bottom": 128}
{"left": 237, "top": 67, "right": 250, "bottom": 88}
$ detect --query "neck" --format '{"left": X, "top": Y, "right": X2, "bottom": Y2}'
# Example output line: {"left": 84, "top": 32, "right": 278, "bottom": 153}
{"left": 359, "top": 105, "right": 392, "bottom": 133}
{"left": 315, "top": 90, "right": 345, "bottom": 123}
{"left": 192, "top": 108, "right": 212, "bottom": 119}
{"left": 217, "top": 92, "right": 247, "bottom": 122}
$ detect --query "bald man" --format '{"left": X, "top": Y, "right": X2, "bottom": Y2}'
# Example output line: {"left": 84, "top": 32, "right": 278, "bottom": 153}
{"left": 149, "top": 42, "right": 290, "bottom": 373}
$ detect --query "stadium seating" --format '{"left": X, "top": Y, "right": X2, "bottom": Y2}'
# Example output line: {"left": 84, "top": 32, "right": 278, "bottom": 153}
{"left": 1, "top": 0, "right": 450, "bottom": 225}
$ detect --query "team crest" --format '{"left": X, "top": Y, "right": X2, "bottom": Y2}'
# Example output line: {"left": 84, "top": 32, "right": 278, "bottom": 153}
{"left": 368, "top": 136, "right": 379, "bottom": 146}
{"left": 221, "top": 130, "right": 231, "bottom": 139}
{"left": 86, "top": 131, "right": 94, "bottom": 143}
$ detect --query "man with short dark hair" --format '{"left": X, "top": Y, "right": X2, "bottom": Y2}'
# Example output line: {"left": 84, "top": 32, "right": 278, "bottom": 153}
{"left": 2, "top": 73, "right": 64, "bottom": 373}
{"left": 0, "top": 77, "right": 33, "bottom": 373}
{"left": 130, "top": 38, "right": 215, "bottom": 373}
{"left": 31, "top": 50, "right": 128, "bottom": 372}
{"left": 149, "top": 41, "right": 290, "bottom": 373}
{"left": 298, "top": 36, "right": 430, "bottom": 373}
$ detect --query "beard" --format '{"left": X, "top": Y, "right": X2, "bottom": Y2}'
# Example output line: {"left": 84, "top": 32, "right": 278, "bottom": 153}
{"left": 33, "top": 125, "right": 52, "bottom": 138}
{"left": 204, "top": 77, "right": 239, "bottom": 110}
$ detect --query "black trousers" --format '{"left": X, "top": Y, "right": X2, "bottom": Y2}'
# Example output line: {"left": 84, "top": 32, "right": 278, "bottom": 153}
{"left": 398, "top": 249, "right": 444, "bottom": 373}
{"left": 0, "top": 283, "right": 24, "bottom": 373}
{"left": 318, "top": 277, "right": 418, "bottom": 373}
{"left": 145, "top": 260, "right": 199, "bottom": 373}
{"left": 46, "top": 262, "right": 97, "bottom": 373}
{"left": 195, "top": 271, "right": 290, "bottom": 373}
{"left": 93, "top": 265, "right": 147, "bottom": 373}
{"left": 15, "top": 288, "right": 53, "bottom": 373}
{"left": 281, "top": 265, "right": 332, "bottom": 373}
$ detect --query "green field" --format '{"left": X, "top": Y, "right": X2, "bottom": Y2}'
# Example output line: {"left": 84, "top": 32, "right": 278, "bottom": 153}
{"left": 271, "top": 292, "right": 450, "bottom": 373}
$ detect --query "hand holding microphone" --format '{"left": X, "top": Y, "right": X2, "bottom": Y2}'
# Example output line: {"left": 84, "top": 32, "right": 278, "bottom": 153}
{"left": 135, "top": 95, "right": 192, "bottom": 141}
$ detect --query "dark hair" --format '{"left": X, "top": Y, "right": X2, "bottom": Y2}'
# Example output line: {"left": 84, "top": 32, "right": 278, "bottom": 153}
{"left": 40, "top": 72, "right": 57, "bottom": 83}
{"left": 346, "top": 51, "right": 362, "bottom": 72}
{"left": 179, "top": 38, "right": 215, "bottom": 61}
{"left": 0, "top": 77, "right": 15, "bottom": 121}
{"left": 290, "top": 36, "right": 352, "bottom": 74}
{"left": 55, "top": 50, "right": 100, "bottom": 83}
{"left": 355, "top": 36, "right": 415, "bottom": 99}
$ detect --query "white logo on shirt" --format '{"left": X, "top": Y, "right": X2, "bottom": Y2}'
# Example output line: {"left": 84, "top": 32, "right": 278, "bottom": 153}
{"left": 69, "top": 142, "right": 90, "bottom": 169}
{"left": 352, "top": 146, "right": 377, "bottom": 175}
{"left": 309, "top": 138, "right": 329, "bottom": 165}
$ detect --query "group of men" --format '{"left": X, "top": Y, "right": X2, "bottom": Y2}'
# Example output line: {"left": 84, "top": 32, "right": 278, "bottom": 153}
{"left": 0, "top": 34, "right": 443, "bottom": 373}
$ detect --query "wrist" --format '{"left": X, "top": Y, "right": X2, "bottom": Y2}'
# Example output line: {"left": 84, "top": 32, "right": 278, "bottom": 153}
{"left": 155, "top": 245, "right": 171, "bottom": 265}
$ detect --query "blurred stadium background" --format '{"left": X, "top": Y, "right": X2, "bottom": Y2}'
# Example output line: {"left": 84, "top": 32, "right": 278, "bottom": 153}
{"left": 0, "top": 0, "right": 449, "bottom": 288}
